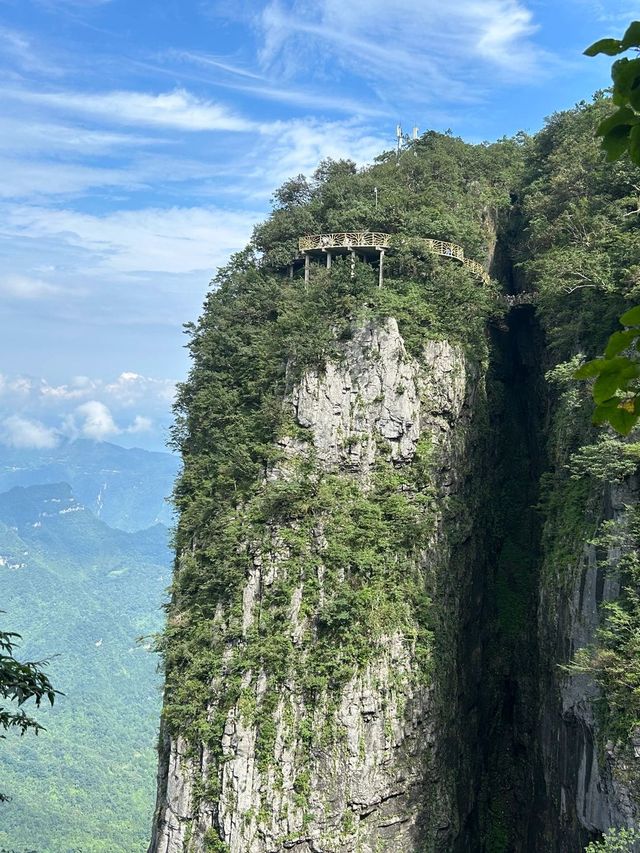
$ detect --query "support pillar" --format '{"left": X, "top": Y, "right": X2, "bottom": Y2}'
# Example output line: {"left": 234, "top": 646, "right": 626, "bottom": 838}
{"left": 378, "top": 249, "right": 385, "bottom": 288}
{"left": 350, "top": 249, "right": 355, "bottom": 279}
{"left": 288, "top": 264, "right": 294, "bottom": 279}
{"left": 304, "top": 253, "right": 310, "bottom": 285}
{"left": 326, "top": 251, "right": 332, "bottom": 270}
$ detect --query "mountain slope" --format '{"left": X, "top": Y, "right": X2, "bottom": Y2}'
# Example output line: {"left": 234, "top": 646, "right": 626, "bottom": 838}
{"left": 0, "top": 482, "right": 171, "bottom": 853}
{"left": 0, "top": 440, "right": 179, "bottom": 532}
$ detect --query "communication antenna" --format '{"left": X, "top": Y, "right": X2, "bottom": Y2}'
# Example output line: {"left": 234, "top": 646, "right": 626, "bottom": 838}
{"left": 412, "top": 125, "right": 419, "bottom": 140}
{"left": 396, "top": 123, "right": 403, "bottom": 159}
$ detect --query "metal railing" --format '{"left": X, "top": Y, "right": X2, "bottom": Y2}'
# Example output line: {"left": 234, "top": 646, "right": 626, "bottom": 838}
{"left": 297, "top": 233, "right": 490, "bottom": 285}
{"left": 299, "top": 232, "right": 391, "bottom": 251}
{"left": 415, "top": 238, "right": 490, "bottom": 285}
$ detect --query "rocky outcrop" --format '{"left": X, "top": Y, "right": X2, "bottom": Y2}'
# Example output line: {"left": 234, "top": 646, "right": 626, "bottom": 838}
{"left": 149, "top": 319, "right": 481, "bottom": 853}
{"left": 539, "top": 479, "right": 640, "bottom": 849}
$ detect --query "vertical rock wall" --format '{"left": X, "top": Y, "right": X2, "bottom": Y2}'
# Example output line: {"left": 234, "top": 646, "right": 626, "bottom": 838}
{"left": 538, "top": 478, "right": 640, "bottom": 850}
{"left": 149, "top": 319, "right": 485, "bottom": 853}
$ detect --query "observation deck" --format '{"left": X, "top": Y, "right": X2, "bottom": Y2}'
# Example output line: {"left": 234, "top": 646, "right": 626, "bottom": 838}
{"left": 296, "top": 231, "right": 490, "bottom": 287}
{"left": 299, "top": 232, "right": 391, "bottom": 253}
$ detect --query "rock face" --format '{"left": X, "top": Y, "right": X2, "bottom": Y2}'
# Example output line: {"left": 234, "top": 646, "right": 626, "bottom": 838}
{"left": 150, "top": 312, "right": 640, "bottom": 853}
{"left": 149, "top": 319, "right": 480, "bottom": 853}
{"left": 538, "top": 478, "right": 640, "bottom": 850}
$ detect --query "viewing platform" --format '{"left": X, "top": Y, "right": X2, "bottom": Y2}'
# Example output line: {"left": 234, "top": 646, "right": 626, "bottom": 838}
{"left": 296, "top": 232, "right": 490, "bottom": 286}
{"left": 298, "top": 232, "right": 391, "bottom": 286}
{"left": 411, "top": 238, "right": 491, "bottom": 285}
{"left": 299, "top": 232, "right": 391, "bottom": 253}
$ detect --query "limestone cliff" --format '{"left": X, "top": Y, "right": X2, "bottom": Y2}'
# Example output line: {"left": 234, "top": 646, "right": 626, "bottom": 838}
{"left": 150, "top": 319, "right": 483, "bottom": 852}
{"left": 150, "top": 112, "right": 640, "bottom": 852}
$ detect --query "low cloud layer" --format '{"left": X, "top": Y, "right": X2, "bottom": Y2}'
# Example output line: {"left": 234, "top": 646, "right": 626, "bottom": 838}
{"left": 0, "top": 371, "right": 175, "bottom": 450}
{"left": 0, "top": 414, "right": 58, "bottom": 449}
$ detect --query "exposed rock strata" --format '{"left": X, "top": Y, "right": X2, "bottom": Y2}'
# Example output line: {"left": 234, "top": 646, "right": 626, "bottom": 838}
{"left": 149, "top": 319, "right": 478, "bottom": 852}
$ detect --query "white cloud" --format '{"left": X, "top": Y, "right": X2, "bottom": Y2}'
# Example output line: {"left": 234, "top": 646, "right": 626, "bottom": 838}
{"left": 0, "top": 25, "right": 62, "bottom": 76}
{"left": 571, "top": 1, "right": 640, "bottom": 23}
{"left": 5, "top": 205, "right": 260, "bottom": 274}
{"left": 258, "top": 0, "right": 547, "bottom": 100}
{"left": 104, "top": 373, "right": 176, "bottom": 405}
{"left": 0, "top": 274, "right": 60, "bottom": 299}
{"left": 255, "top": 119, "right": 386, "bottom": 189}
{"left": 73, "top": 400, "right": 120, "bottom": 440}
{"left": 127, "top": 415, "right": 153, "bottom": 433}
{"left": 14, "top": 87, "right": 255, "bottom": 132}
{"left": 168, "top": 49, "right": 264, "bottom": 81}
{"left": 0, "top": 158, "right": 138, "bottom": 199}
{"left": 0, "top": 415, "right": 59, "bottom": 449}
{"left": 0, "top": 116, "right": 167, "bottom": 157}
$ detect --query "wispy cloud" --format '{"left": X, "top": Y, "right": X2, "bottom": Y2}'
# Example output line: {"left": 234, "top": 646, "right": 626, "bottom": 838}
{"left": 0, "top": 274, "right": 61, "bottom": 300}
{"left": 570, "top": 1, "right": 640, "bottom": 24}
{"left": 11, "top": 87, "right": 255, "bottom": 131}
{"left": 0, "top": 25, "right": 63, "bottom": 76}
{"left": 0, "top": 116, "right": 168, "bottom": 156}
{"left": 257, "top": 0, "right": 549, "bottom": 105}
{"left": 5, "top": 205, "right": 261, "bottom": 274}
{"left": 253, "top": 118, "right": 387, "bottom": 190}
{"left": 167, "top": 49, "right": 264, "bottom": 81}
{"left": 0, "top": 158, "right": 138, "bottom": 199}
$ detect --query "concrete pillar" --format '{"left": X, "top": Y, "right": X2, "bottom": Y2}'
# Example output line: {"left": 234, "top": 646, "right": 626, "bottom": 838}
{"left": 326, "top": 251, "right": 332, "bottom": 270}
{"left": 378, "top": 249, "right": 385, "bottom": 288}
{"left": 304, "top": 253, "right": 310, "bottom": 285}
{"left": 350, "top": 249, "right": 355, "bottom": 279}
{"left": 288, "top": 264, "right": 294, "bottom": 279}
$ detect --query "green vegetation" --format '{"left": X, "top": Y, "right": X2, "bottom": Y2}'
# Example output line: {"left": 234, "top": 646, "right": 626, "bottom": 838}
{"left": 585, "top": 22, "right": 640, "bottom": 166}
{"left": 0, "top": 623, "right": 57, "bottom": 802}
{"left": 568, "top": 505, "right": 640, "bottom": 743}
{"left": 160, "top": 131, "right": 520, "bottom": 813}
{"left": 586, "top": 827, "right": 640, "bottom": 852}
{"left": 577, "top": 23, "right": 640, "bottom": 434}
{"left": 0, "top": 478, "right": 171, "bottom": 853}
{"left": 158, "top": 94, "right": 640, "bottom": 847}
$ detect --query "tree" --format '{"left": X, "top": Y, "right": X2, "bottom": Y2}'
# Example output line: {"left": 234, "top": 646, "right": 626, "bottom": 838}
{"left": 577, "top": 22, "right": 640, "bottom": 434}
{"left": 0, "top": 623, "right": 58, "bottom": 801}
{"left": 585, "top": 827, "right": 640, "bottom": 852}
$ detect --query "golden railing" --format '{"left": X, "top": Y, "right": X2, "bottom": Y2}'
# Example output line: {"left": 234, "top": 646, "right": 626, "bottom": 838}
{"left": 297, "top": 233, "right": 490, "bottom": 285}
{"left": 414, "top": 238, "right": 490, "bottom": 285}
{"left": 299, "top": 232, "right": 391, "bottom": 251}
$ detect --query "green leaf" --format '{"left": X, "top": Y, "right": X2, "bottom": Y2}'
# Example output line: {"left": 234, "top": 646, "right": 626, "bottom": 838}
{"left": 629, "top": 85, "right": 640, "bottom": 112}
{"left": 622, "top": 21, "right": 640, "bottom": 49}
{"left": 584, "top": 37, "right": 624, "bottom": 57}
{"left": 593, "top": 397, "right": 623, "bottom": 424}
{"left": 611, "top": 57, "right": 640, "bottom": 98}
{"left": 590, "top": 358, "right": 640, "bottom": 402}
{"left": 605, "top": 403, "right": 640, "bottom": 435}
{"left": 630, "top": 124, "right": 640, "bottom": 166}
{"left": 602, "top": 125, "right": 632, "bottom": 160}
{"left": 621, "top": 305, "right": 640, "bottom": 326}
{"left": 575, "top": 358, "right": 607, "bottom": 379}
{"left": 593, "top": 370, "right": 627, "bottom": 402}
{"left": 596, "top": 106, "right": 638, "bottom": 136}
{"left": 605, "top": 329, "right": 639, "bottom": 358}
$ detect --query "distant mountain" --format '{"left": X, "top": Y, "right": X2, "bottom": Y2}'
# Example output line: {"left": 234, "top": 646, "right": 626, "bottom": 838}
{"left": 0, "top": 439, "right": 179, "bottom": 532}
{"left": 0, "top": 481, "right": 171, "bottom": 853}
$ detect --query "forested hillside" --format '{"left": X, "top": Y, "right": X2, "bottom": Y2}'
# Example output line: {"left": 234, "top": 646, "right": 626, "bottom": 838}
{"left": 0, "top": 447, "right": 175, "bottom": 853}
{"left": 148, "top": 93, "right": 640, "bottom": 853}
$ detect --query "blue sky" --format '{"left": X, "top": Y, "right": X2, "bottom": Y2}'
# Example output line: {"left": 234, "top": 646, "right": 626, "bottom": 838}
{"left": 0, "top": 0, "right": 638, "bottom": 452}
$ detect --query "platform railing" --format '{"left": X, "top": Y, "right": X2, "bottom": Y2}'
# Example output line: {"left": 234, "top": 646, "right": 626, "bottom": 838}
{"left": 297, "top": 233, "right": 490, "bottom": 285}
{"left": 299, "top": 232, "right": 391, "bottom": 251}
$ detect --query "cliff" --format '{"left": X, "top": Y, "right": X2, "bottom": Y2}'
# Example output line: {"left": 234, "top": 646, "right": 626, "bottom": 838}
{"left": 150, "top": 101, "right": 640, "bottom": 852}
